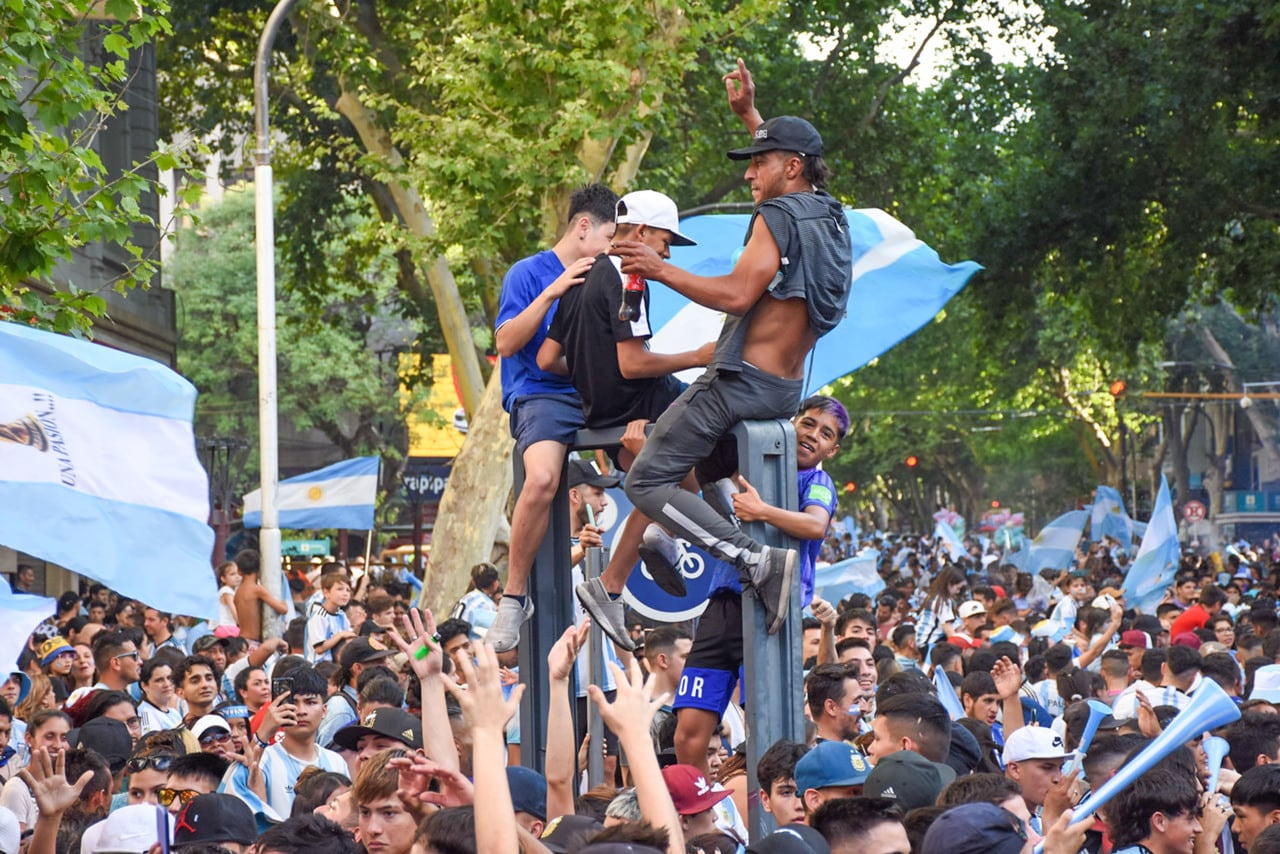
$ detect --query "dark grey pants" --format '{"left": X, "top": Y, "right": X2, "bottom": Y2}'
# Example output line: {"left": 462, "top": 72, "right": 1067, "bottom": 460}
{"left": 624, "top": 364, "right": 802, "bottom": 569}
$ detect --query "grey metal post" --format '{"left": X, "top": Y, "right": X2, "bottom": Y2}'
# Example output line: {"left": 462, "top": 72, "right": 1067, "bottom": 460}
{"left": 514, "top": 453, "right": 575, "bottom": 774}
{"left": 516, "top": 427, "right": 628, "bottom": 772}
{"left": 733, "top": 419, "right": 803, "bottom": 842}
{"left": 584, "top": 544, "right": 606, "bottom": 789}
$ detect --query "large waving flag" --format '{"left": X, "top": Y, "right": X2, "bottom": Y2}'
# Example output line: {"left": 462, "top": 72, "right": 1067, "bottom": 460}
{"left": 934, "top": 520, "right": 966, "bottom": 563}
{"left": 814, "top": 549, "right": 884, "bottom": 604}
{"left": 0, "top": 322, "right": 218, "bottom": 619}
{"left": 1121, "top": 476, "right": 1180, "bottom": 614}
{"left": 1090, "top": 485, "right": 1135, "bottom": 545}
{"left": 243, "top": 456, "right": 379, "bottom": 530}
{"left": 651, "top": 210, "right": 981, "bottom": 390}
{"left": 1025, "top": 510, "right": 1089, "bottom": 573}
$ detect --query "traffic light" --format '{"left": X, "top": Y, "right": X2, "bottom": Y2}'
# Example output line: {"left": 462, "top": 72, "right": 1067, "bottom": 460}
{"left": 1109, "top": 379, "right": 1127, "bottom": 398}
{"left": 844, "top": 482, "right": 857, "bottom": 493}
{"left": 905, "top": 455, "right": 919, "bottom": 468}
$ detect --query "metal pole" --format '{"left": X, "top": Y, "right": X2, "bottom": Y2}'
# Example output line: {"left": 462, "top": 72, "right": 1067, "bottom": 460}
{"left": 253, "top": 0, "right": 300, "bottom": 638}
{"left": 584, "top": 544, "right": 606, "bottom": 789}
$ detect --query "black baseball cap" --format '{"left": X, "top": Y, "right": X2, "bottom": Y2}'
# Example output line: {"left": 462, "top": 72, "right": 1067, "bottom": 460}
{"left": 727, "top": 116, "right": 824, "bottom": 159}
{"left": 332, "top": 707, "right": 423, "bottom": 751}
{"left": 173, "top": 794, "right": 257, "bottom": 848}
{"left": 567, "top": 459, "right": 620, "bottom": 489}
{"left": 338, "top": 637, "right": 393, "bottom": 669}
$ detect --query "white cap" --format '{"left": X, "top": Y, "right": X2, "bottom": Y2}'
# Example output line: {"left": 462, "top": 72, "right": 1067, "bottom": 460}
{"left": 1002, "top": 726, "right": 1077, "bottom": 765}
{"left": 1251, "top": 664, "right": 1280, "bottom": 704}
{"left": 190, "top": 714, "right": 231, "bottom": 741}
{"left": 0, "top": 806, "right": 19, "bottom": 854}
{"left": 1092, "top": 594, "right": 1116, "bottom": 609}
{"left": 958, "top": 601, "right": 987, "bottom": 620}
{"left": 615, "top": 191, "right": 696, "bottom": 246}
{"left": 88, "top": 804, "right": 172, "bottom": 854}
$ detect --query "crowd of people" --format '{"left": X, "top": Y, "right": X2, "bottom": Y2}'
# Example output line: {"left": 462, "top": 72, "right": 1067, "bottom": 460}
{"left": 5, "top": 57, "right": 1280, "bottom": 854}
{"left": 6, "top": 520, "right": 1280, "bottom": 854}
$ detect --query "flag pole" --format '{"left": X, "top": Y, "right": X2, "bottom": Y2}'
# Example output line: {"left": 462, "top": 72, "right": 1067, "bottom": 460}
{"left": 254, "top": 0, "right": 300, "bottom": 639}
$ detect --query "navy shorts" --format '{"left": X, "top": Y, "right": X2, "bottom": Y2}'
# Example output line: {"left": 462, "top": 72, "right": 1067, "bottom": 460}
{"left": 673, "top": 591, "right": 744, "bottom": 716}
{"left": 509, "top": 393, "right": 585, "bottom": 457}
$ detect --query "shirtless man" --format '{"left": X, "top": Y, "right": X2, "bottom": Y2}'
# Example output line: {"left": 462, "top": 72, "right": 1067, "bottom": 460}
{"left": 577, "top": 59, "right": 853, "bottom": 646}
{"left": 231, "top": 550, "right": 288, "bottom": 644}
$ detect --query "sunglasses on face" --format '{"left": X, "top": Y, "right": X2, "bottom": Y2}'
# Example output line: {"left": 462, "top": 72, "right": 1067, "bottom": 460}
{"left": 198, "top": 730, "right": 232, "bottom": 747}
{"left": 125, "top": 754, "right": 175, "bottom": 774}
{"left": 158, "top": 788, "right": 200, "bottom": 807}
{"left": 114, "top": 650, "right": 140, "bottom": 661}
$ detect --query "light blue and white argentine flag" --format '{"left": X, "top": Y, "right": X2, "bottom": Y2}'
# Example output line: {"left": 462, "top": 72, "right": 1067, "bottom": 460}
{"left": 1026, "top": 510, "right": 1089, "bottom": 573}
{"left": 1121, "top": 476, "right": 1180, "bottom": 615}
{"left": 0, "top": 322, "right": 217, "bottom": 619}
{"left": 650, "top": 210, "right": 981, "bottom": 390}
{"left": 0, "top": 577, "right": 57, "bottom": 673}
{"left": 933, "top": 665, "right": 966, "bottom": 720}
{"left": 814, "top": 549, "right": 883, "bottom": 606}
{"left": 243, "top": 456, "right": 379, "bottom": 530}
{"left": 1090, "top": 485, "right": 1135, "bottom": 545}
{"left": 934, "top": 520, "right": 966, "bottom": 563}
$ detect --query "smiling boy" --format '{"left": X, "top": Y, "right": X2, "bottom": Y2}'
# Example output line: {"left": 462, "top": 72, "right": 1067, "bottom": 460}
{"left": 670, "top": 395, "right": 845, "bottom": 774}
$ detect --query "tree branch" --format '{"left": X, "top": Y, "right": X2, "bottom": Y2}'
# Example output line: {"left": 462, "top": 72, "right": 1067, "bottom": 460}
{"left": 859, "top": 11, "right": 947, "bottom": 133}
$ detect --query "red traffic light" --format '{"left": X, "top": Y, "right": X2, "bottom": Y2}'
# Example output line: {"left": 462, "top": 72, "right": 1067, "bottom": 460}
{"left": 991, "top": 500, "right": 1000, "bottom": 508}
{"left": 905, "top": 455, "right": 919, "bottom": 468}
{"left": 844, "top": 482, "right": 856, "bottom": 493}
{"left": 1109, "top": 380, "right": 1127, "bottom": 397}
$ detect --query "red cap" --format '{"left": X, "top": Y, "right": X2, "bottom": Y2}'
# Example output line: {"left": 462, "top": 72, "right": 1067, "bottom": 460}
{"left": 661, "top": 764, "right": 731, "bottom": 815}
{"left": 1172, "top": 632, "right": 1202, "bottom": 650}
{"left": 1118, "top": 630, "right": 1151, "bottom": 649}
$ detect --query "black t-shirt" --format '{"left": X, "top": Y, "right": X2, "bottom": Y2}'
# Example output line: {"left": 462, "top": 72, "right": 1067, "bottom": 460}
{"left": 547, "top": 254, "right": 683, "bottom": 428}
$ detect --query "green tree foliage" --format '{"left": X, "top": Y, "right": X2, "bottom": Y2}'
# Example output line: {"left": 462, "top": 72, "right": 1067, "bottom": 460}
{"left": 171, "top": 188, "right": 410, "bottom": 476}
{"left": 0, "top": 0, "right": 202, "bottom": 333}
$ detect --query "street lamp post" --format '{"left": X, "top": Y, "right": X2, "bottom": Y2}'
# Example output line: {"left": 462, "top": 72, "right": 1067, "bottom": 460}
{"left": 253, "top": 0, "right": 301, "bottom": 638}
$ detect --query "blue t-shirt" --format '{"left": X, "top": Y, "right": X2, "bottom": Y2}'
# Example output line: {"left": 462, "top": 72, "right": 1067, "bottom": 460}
{"left": 496, "top": 250, "right": 578, "bottom": 411}
{"left": 706, "top": 467, "right": 838, "bottom": 607}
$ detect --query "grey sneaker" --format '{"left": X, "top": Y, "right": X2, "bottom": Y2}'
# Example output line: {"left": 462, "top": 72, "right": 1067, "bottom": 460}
{"left": 574, "top": 577, "right": 635, "bottom": 651}
{"left": 747, "top": 546, "right": 797, "bottom": 634}
{"left": 486, "top": 595, "right": 534, "bottom": 652}
{"left": 637, "top": 524, "right": 687, "bottom": 597}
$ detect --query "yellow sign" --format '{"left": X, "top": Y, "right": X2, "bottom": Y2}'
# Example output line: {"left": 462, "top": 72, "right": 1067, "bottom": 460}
{"left": 402, "top": 353, "right": 467, "bottom": 459}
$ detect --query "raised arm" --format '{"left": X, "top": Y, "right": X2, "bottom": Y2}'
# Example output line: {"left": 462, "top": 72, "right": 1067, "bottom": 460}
{"left": 590, "top": 658, "right": 684, "bottom": 854}
{"left": 723, "top": 58, "right": 764, "bottom": 132}
{"left": 992, "top": 655, "right": 1025, "bottom": 740}
{"left": 545, "top": 623, "right": 591, "bottom": 821}
{"left": 444, "top": 644, "right": 524, "bottom": 854}
{"left": 388, "top": 608, "right": 460, "bottom": 774}
{"left": 20, "top": 749, "right": 92, "bottom": 854}
{"left": 1074, "top": 602, "right": 1123, "bottom": 670}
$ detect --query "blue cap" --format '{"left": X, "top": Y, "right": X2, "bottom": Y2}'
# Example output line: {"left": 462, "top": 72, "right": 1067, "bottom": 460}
{"left": 921, "top": 803, "right": 1026, "bottom": 854}
{"left": 507, "top": 765, "right": 547, "bottom": 822}
{"left": 794, "top": 741, "right": 871, "bottom": 793}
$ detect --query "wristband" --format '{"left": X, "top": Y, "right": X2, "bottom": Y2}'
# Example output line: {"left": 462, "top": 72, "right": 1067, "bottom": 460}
{"left": 254, "top": 733, "right": 270, "bottom": 747}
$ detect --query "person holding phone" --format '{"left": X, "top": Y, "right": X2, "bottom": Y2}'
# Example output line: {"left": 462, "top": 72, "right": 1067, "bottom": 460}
{"left": 223, "top": 665, "right": 345, "bottom": 819}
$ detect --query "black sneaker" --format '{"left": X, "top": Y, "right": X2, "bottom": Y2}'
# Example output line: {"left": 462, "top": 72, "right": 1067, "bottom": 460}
{"left": 637, "top": 549, "right": 687, "bottom": 598}
{"left": 747, "top": 546, "right": 797, "bottom": 634}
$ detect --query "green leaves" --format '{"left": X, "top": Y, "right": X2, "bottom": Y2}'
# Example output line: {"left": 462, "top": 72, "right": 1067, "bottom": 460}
{"left": 1, "top": 0, "right": 200, "bottom": 334}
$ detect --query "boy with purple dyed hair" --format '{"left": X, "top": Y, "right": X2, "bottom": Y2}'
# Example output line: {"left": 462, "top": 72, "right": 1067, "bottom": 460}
{"left": 670, "top": 395, "right": 847, "bottom": 775}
